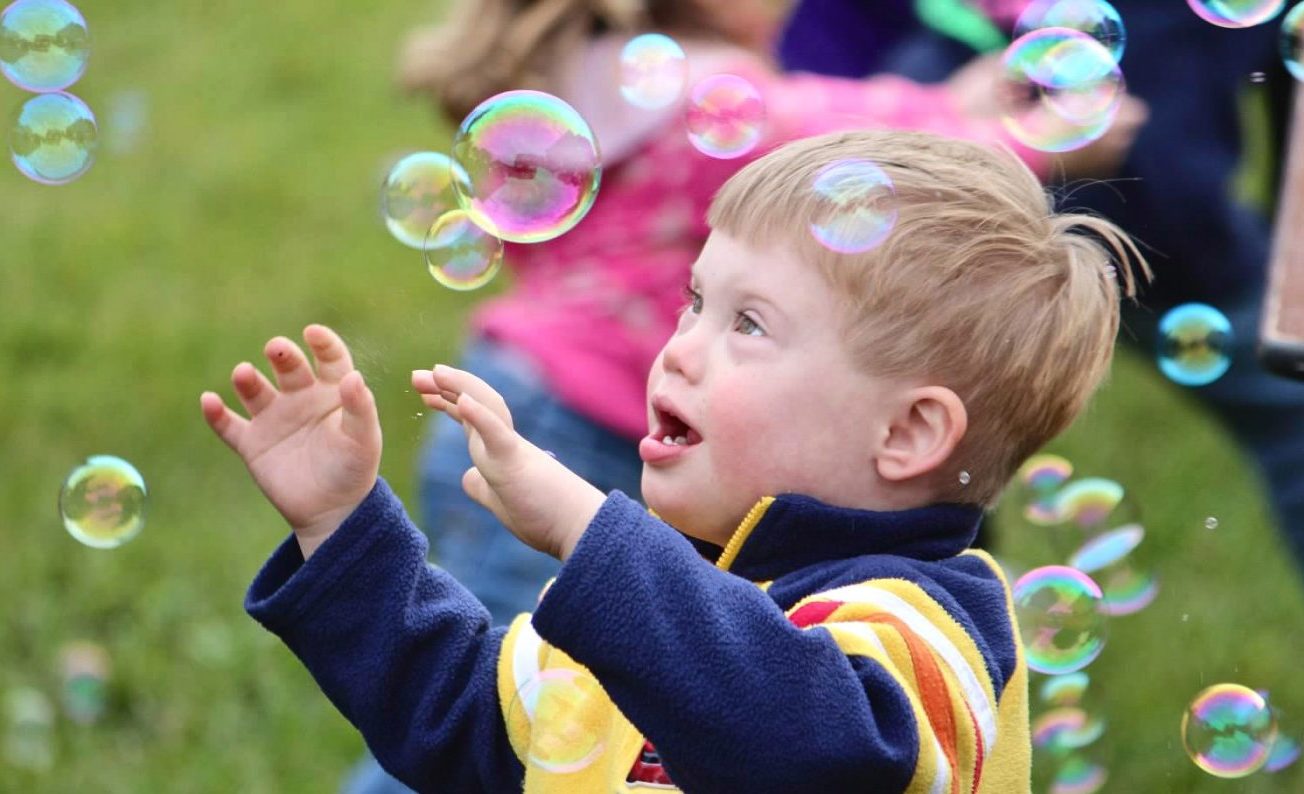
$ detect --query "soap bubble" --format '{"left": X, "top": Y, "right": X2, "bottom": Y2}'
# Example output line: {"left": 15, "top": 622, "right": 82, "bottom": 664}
{"left": 1017, "top": 453, "right": 1074, "bottom": 524}
{"left": 998, "top": 28, "right": 1123, "bottom": 153}
{"left": 1053, "top": 477, "right": 1127, "bottom": 532}
{"left": 684, "top": 74, "right": 765, "bottom": 159}
{"left": 58, "top": 641, "right": 109, "bottom": 725}
{"left": 1182, "top": 684, "right": 1277, "bottom": 777}
{"left": 506, "top": 668, "right": 611, "bottom": 775}
{"left": 1282, "top": 2, "right": 1304, "bottom": 80}
{"left": 424, "top": 209, "right": 503, "bottom": 291}
{"left": 1266, "top": 732, "right": 1301, "bottom": 772}
{"left": 1067, "top": 523, "right": 1143, "bottom": 572}
{"left": 1014, "top": 0, "right": 1126, "bottom": 64}
{"left": 452, "top": 90, "right": 601, "bottom": 244}
{"left": 1013, "top": 565, "right": 1107, "bottom": 674}
{"left": 381, "top": 152, "right": 469, "bottom": 249}
{"left": 1204, "top": 516, "right": 1219, "bottom": 530}
{"left": 0, "top": 0, "right": 89, "bottom": 92}
{"left": 9, "top": 90, "right": 97, "bottom": 184}
{"left": 619, "top": 33, "right": 687, "bottom": 110}
{"left": 1158, "top": 303, "right": 1233, "bottom": 386}
{"left": 1049, "top": 754, "right": 1108, "bottom": 794}
{"left": 58, "top": 454, "right": 146, "bottom": 548}
{"left": 1033, "top": 707, "right": 1106, "bottom": 753}
{"left": 1095, "top": 566, "right": 1159, "bottom": 616}
{"left": 1040, "top": 672, "right": 1091, "bottom": 707}
{"left": 808, "top": 158, "right": 898, "bottom": 253}
{"left": 1187, "top": 0, "right": 1285, "bottom": 28}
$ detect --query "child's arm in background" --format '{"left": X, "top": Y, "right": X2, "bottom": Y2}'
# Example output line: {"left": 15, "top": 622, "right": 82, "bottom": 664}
{"left": 201, "top": 327, "right": 523, "bottom": 791}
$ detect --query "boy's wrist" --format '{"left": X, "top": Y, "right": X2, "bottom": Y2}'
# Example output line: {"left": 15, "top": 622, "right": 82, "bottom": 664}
{"left": 293, "top": 500, "right": 367, "bottom": 560}
{"left": 556, "top": 484, "right": 607, "bottom": 562}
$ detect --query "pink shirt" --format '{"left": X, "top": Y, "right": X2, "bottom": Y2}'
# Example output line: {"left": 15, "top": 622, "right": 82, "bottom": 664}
{"left": 472, "top": 63, "right": 1047, "bottom": 441}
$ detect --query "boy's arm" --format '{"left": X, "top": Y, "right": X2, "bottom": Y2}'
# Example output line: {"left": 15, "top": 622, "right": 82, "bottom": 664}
{"left": 531, "top": 492, "right": 1003, "bottom": 794}
{"left": 244, "top": 477, "right": 523, "bottom": 793}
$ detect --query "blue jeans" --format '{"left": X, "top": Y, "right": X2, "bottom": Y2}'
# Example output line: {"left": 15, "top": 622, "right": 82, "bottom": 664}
{"left": 341, "top": 336, "right": 645, "bottom": 794}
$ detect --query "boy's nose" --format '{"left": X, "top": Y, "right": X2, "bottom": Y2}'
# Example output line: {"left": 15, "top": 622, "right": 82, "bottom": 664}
{"left": 659, "top": 326, "right": 704, "bottom": 382}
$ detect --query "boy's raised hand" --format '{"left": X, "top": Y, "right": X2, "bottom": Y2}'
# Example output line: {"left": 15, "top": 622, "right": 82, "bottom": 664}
{"left": 411, "top": 365, "right": 604, "bottom": 561}
{"left": 200, "top": 325, "right": 381, "bottom": 559}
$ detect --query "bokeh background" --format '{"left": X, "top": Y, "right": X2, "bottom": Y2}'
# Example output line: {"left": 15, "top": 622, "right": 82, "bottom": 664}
{"left": 1, "top": 0, "right": 1302, "bottom": 790}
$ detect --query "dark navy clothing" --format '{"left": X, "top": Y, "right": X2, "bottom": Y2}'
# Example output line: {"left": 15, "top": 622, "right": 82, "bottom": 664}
{"left": 246, "top": 478, "right": 1023, "bottom": 792}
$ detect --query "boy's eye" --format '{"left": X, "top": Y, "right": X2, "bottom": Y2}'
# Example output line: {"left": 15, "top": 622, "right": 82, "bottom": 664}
{"left": 734, "top": 313, "right": 763, "bottom": 336}
{"left": 682, "top": 285, "right": 703, "bottom": 314}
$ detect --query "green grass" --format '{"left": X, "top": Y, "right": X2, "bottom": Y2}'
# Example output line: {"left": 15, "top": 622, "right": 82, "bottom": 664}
{"left": 1, "top": 1, "right": 1302, "bottom": 790}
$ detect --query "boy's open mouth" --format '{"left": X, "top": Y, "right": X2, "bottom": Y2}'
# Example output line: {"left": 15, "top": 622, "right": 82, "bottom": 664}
{"left": 652, "top": 405, "right": 703, "bottom": 447}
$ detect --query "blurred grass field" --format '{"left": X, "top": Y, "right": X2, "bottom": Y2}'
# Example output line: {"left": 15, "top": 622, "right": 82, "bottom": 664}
{"left": 1, "top": 0, "right": 1302, "bottom": 791}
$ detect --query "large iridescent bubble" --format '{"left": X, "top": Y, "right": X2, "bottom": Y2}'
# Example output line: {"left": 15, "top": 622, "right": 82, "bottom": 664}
{"left": 999, "top": 28, "right": 1123, "bottom": 153}
{"left": 684, "top": 74, "right": 765, "bottom": 159}
{"left": 619, "top": 33, "right": 687, "bottom": 110}
{"left": 1014, "top": 0, "right": 1126, "bottom": 64}
{"left": 58, "top": 455, "right": 146, "bottom": 548}
{"left": 381, "top": 151, "right": 469, "bottom": 250}
{"left": 1013, "top": 565, "right": 1107, "bottom": 674}
{"left": 452, "top": 90, "right": 601, "bottom": 244}
{"left": 1182, "top": 684, "right": 1277, "bottom": 778}
{"left": 808, "top": 159, "right": 898, "bottom": 253}
{"left": 1187, "top": 0, "right": 1285, "bottom": 28}
{"left": 9, "top": 90, "right": 96, "bottom": 184}
{"left": 0, "top": 0, "right": 88, "bottom": 92}
{"left": 1157, "top": 303, "right": 1233, "bottom": 386}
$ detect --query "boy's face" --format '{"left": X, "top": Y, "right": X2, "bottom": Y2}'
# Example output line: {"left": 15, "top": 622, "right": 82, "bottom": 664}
{"left": 641, "top": 231, "right": 908, "bottom": 546}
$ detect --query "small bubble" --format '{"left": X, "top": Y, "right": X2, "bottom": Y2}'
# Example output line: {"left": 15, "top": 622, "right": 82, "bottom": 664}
{"left": 1182, "top": 613, "right": 1190, "bottom": 622}
{"left": 1250, "top": 71, "right": 1267, "bottom": 83}
{"left": 958, "top": 470, "right": 971, "bottom": 486}
{"left": 1204, "top": 516, "right": 1218, "bottom": 530}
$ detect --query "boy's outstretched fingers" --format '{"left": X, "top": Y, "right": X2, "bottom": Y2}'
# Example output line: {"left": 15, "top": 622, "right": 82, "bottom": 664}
{"left": 425, "top": 365, "right": 515, "bottom": 430}
{"left": 303, "top": 324, "right": 354, "bottom": 383}
{"left": 232, "top": 361, "right": 276, "bottom": 416}
{"left": 264, "top": 336, "right": 316, "bottom": 392}
{"left": 200, "top": 391, "right": 247, "bottom": 451}
{"left": 457, "top": 393, "right": 516, "bottom": 457}
{"left": 339, "top": 370, "right": 381, "bottom": 446}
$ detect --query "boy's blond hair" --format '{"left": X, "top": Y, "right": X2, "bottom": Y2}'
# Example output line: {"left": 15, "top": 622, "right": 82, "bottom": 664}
{"left": 709, "top": 130, "right": 1150, "bottom": 506}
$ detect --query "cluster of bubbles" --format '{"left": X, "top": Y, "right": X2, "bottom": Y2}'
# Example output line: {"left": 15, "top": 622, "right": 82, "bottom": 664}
{"left": 380, "top": 89, "right": 599, "bottom": 289}
{"left": 999, "top": 0, "right": 1126, "bottom": 153}
{"left": 2, "top": 640, "right": 108, "bottom": 771}
{"left": 379, "top": 33, "right": 775, "bottom": 291}
{"left": 506, "top": 666, "right": 612, "bottom": 777}
{"left": 1013, "top": 458, "right": 1160, "bottom": 619}
{"left": 1008, "top": 453, "right": 1303, "bottom": 781}
{"left": 1032, "top": 673, "right": 1109, "bottom": 793}
{"left": 1157, "top": 303, "right": 1233, "bottom": 386}
{"left": 58, "top": 455, "right": 147, "bottom": 548}
{"left": 2, "top": 0, "right": 97, "bottom": 184}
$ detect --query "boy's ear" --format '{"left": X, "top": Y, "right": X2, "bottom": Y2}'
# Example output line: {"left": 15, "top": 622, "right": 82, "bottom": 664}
{"left": 875, "top": 386, "right": 968, "bottom": 483}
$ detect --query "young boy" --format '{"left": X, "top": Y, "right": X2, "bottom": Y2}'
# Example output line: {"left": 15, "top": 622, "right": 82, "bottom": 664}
{"left": 201, "top": 129, "right": 1146, "bottom": 793}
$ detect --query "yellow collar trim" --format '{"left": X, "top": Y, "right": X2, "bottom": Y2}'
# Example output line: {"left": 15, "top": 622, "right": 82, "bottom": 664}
{"left": 715, "top": 496, "right": 775, "bottom": 572}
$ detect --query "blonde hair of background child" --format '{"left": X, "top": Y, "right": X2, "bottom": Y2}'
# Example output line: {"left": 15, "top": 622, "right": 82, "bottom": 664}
{"left": 709, "top": 129, "right": 1153, "bottom": 507}
{"left": 397, "top": 0, "right": 769, "bottom": 122}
